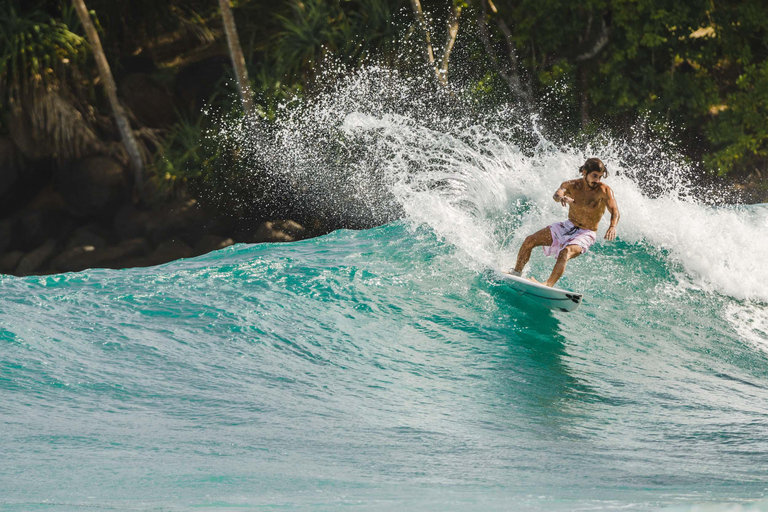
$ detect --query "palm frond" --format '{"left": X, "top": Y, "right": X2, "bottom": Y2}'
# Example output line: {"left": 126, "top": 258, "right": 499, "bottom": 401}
{"left": 8, "top": 87, "right": 102, "bottom": 160}
{"left": 0, "top": 2, "right": 87, "bottom": 104}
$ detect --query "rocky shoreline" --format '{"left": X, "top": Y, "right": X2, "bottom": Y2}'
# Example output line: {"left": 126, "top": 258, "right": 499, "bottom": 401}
{"left": 0, "top": 186, "right": 311, "bottom": 277}
{"left": 0, "top": 52, "right": 322, "bottom": 278}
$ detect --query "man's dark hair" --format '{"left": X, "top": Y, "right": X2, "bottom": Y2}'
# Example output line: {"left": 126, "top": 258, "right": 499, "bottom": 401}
{"left": 580, "top": 157, "right": 608, "bottom": 178}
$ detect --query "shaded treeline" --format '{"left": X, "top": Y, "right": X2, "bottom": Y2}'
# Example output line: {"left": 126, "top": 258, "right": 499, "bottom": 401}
{"left": 2, "top": 0, "right": 767, "bottom": 196}
{"left": 0, "top": 0, "right": 765, "bottom": 275}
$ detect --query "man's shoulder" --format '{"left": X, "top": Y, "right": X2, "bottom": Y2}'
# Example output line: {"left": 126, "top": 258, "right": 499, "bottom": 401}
{"left": 563, "top": 178, "right": 581, "bottom": 188}
{"left": 599, "top": 182, "right": 614, "bottom": 195}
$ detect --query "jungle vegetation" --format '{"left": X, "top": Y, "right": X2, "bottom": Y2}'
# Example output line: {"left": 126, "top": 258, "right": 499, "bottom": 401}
{"left": 1, "top": 0, "right": 766, "bottom": 210}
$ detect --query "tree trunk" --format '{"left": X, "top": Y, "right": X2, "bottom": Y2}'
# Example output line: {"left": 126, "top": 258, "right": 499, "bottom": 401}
{"left": 438, "top": 3, "right": 462, "bottom": 85}
{"left": 476, "top": 0, "right": 532, "bottom": 110}
{"left": 72, "top": 0, "right": 145, "bottom": 195}
{"left": 409, "top": 0, "right": 441, "bottom": 85}
{"left": 219, "top": 0, "right": 253, "bottom": 115}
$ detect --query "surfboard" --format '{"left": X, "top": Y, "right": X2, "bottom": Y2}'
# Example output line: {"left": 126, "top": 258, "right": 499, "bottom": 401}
{"left": 492, "top": 269, "right": 583, "bottom": 312}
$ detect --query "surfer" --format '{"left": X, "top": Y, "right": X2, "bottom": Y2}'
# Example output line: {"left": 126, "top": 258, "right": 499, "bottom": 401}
{"left": 509, "top": 157, "right": 620, "bottom": 287}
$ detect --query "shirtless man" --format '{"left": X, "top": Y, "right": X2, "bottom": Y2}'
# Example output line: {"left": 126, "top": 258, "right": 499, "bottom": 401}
{"left": 509, "top": 157, "right": 620, "bottom": 287}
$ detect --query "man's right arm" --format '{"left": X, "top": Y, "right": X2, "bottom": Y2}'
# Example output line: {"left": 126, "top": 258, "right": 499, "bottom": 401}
{"left": 553, "top": 182, "right": 573, "bottom": 206}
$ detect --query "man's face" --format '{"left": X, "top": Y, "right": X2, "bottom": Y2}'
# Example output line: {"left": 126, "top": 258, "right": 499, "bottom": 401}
{"left": 584, "top": 170, "right": 604, "bottom": 188}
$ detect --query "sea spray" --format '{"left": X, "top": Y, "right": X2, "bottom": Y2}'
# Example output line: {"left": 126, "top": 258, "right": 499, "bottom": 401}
{"left": 212, "top": 63, "right": 768, "bottom": 303}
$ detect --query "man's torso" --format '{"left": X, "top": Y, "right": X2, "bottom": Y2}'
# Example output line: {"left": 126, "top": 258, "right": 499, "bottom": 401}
{"left": 564, "top": 179, "right": 609, "bottom": 231}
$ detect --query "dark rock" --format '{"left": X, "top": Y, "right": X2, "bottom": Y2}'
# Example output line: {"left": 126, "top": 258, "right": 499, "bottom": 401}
{"left": 0, "top": 158, "right": 54, "bottom": 217}
{"left": 57, "top": 157, "right": 129, "bottom": 218}
{"left": 194, "top": 234, "right": 235, "bottom": 254}
{"left": 99, "top": 238, "right": 153, "bottom": 265}
{"left": 16, "top": 238, "right": 58, "bottom": 275}
{"left": 145, "top": 198, "right": 207, "bottom": 246}
{"left": 120, "top": 73, "right": 175, "bottom": 128}
{"left": 252, "top": 220, "right": 306, "bottom": 243}
{"left": 151, "top": 239, "right": 194, "bottom": 261}
{"left": 114, "top": 204, "right": 153, "bottom": 240}
{"left": 65, "top": 225, "right": 108, "bottom": 251}
{"left": 0, "top": 217, "right": 17, "bottom": 254}
{"left": 51, "top": 245, "right": 99, "bottom": 273}
{"left": 15, "top": 190, "right": 73, "bottom": 250}
{"left": 7, "top": 110, "right": 56, "bottom": 162}
{"left": 55, "top": 238, "right": 153, "bottom": 272}
{"left": 122, "top": 239, "right": 194, "bottom": 268}
{"left": 0, "top": 250, "right": 24, "bottom": 274}
{"left": 0, "top": 137, "right": 19, "bottom": 198}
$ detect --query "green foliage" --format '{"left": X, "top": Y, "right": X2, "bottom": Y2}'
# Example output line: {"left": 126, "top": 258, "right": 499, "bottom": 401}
{"left": 85, "top": 0, "right": 218, "bottom": 61}
{"left": 1, "top": 0, "right": 767, "bottom": 196}
{"left": 149, "top": 113, "right": 213, "bottom": 194}
{"left": 705, "top": 61, "right": 768, "bottom": 176}
{"left": 273, "top": 0, "right": 353, "bottom": 81}
{"left": 485, "top": 0, "right": 768, "bottom": 177}
{"left": 252, "top": 66, "right": 302, "bottom": 122}
{"left": 0, "top": 0, "right": 87, "bottom": 104}
{"left": 270, "top": 0, "right": 406, "bottom": 82}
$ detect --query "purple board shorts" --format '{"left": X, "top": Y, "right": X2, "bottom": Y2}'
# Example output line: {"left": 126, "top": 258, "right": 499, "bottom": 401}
{"left": 544, "top": 220, "right": 597, "bottom": 257}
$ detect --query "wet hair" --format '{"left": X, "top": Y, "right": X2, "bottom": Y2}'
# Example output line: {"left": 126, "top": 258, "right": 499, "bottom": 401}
{"left": 579, "top": 157, "right": 608, "bottom": 178}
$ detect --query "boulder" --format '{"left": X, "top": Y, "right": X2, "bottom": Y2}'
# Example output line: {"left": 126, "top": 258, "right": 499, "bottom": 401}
{"left": 144, "top": 198, "right": 207, "bottom": 246}
{"left": 7, "top": 110, "right": 56, "bottom": 162}
{"left": 0, "top": 158, "right": 54, "bottom": 217}
{"left": 0, "top": 137, "right": 19, "bottom": 198}
{"left": 15, "top": 192, "right": 73, "bottom": 251}
{"left": 194, "top": 235, "right": 235, "bottom": 255}
{"left": 251, "top": 220, "right": 306, "bottom": 243}
{"left": 51, "top": 244, "right": 98, "bottom": 273}
{"left": 54, "top": 238, "right": 153, "bottom": 272}
{"left": 113, "top": 204, "right": 152, "bottom": 240}
{"left": 16, "top": 238, "right": 58, "bottom": 275}
{"left": 0, "top": 217, "right": 18, "bottom": 254}
{"left": 97, "top": 238, "right": 153, "bottom": 266}
{"left": 0, "top": 250, "right": 24, "bottom": 274}
{"left": 57, "top": 157, "right": 129, "bottom": 218}
{"left": 122, "top": 239, "right": 194, "bottom": 268}
{"left": 150, "top": 239, "right": 194, "bottom": 261}
{"left": 65, "top": 224, "right": 108, "bottom": 251}
{"left": 120, "top": 73, "right": 175, "bottom": 128}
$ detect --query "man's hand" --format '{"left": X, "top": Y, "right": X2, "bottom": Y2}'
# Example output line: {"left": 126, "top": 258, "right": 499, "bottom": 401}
{"left": 605, "top": 226, "right": 617, "bottom": 241}
{"left": 559, "top": 195, "right": 574, "bottom": 207}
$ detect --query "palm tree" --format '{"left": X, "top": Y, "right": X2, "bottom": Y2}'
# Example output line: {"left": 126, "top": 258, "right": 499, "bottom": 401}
{"left": 0, "top": 1, "right": 101, "bottom": 161}
{"left": 408, "top": 0, "right": 463, "bottom": 87}
{"left": 218, "top": 0, "right": 253, "bottom": 115}
{"left": 72, "top": 0, "right": 145, "bottom": 194}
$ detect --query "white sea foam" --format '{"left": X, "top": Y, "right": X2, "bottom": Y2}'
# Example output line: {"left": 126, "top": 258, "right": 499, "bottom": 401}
{"left": 223, "top": 64, "right": 768, "bottom": 303}
{"left": 725, "top": 302, "right": 768, "bottom": 353}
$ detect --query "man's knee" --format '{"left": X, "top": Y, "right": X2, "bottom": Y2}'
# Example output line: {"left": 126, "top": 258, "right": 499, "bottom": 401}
{"left": 559, "top": 245, "right": 582, "bottom": 260}
{"left": 522, "top": 235, "right": 536, "bottom": 249}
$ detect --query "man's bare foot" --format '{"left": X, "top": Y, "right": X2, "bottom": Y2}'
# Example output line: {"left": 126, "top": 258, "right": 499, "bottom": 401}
{"left": 529, "top": 276, "right": 554, "bottom": 287}
{"left": 505, "top": 269, "right": 522, "bottom": 277}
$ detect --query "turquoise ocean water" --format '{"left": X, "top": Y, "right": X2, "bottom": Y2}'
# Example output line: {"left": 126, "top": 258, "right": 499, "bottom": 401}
{"left": 3, "top": 68, "right": 768, "bottom": 510}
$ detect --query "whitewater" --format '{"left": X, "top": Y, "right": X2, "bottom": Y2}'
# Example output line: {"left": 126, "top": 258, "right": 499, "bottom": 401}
{"left": 2, "top": 66, "right": 768, "bottom": 511}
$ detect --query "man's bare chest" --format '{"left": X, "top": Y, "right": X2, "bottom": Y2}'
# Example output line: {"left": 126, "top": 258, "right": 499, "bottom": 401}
{"left": 572, "top": 191, "right": 603, "bottom": 209}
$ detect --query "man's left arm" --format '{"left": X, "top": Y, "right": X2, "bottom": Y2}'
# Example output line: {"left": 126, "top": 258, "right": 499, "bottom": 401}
{"left": 604, "top": 186, "right": 620, "bottom": 241}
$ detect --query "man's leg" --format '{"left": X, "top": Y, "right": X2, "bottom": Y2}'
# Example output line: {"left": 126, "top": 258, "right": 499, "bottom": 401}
{"left": 513, "top": 226, "right": 553, "bottom": 274}
{"left": 544, "top": 244, "right": 582, "bottom": 287}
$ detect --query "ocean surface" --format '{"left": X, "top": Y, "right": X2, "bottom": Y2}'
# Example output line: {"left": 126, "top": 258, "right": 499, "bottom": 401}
{"left": 3, "top": 67, "right": 768, "bottom": 511}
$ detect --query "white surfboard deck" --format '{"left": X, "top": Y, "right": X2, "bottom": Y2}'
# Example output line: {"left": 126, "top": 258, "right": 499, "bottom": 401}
{"left": 492, "top": 269, "right": 583, "bottom": 312}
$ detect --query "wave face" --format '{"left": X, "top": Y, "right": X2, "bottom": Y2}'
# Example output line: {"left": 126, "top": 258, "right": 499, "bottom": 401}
{"left": 3, "top": 67, "right": 768, "bottom": 511}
